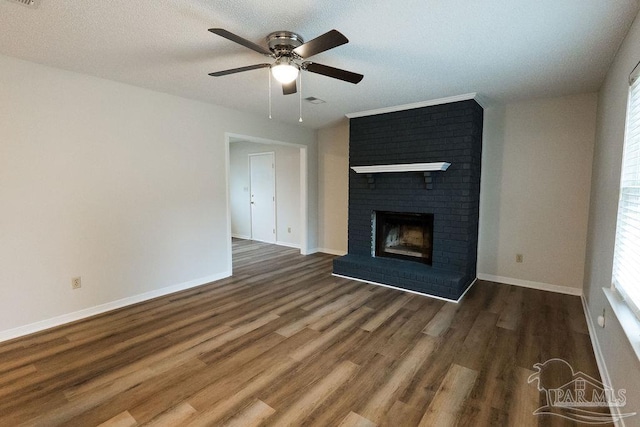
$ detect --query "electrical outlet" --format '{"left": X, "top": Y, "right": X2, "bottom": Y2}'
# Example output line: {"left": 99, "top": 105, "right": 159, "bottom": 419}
{"left": 597, "top": 308, "right": 606, "bottom": 328}
{"left": 516, "top": 254, "right": 523, "bottom": 263}
{"left": 72, "top": 276, "right": 81, "bottom": 289}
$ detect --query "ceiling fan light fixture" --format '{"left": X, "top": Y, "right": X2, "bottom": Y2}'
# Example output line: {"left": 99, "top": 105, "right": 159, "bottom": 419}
{"left": 271, "top": 58, "right": 299, "bottom": 84}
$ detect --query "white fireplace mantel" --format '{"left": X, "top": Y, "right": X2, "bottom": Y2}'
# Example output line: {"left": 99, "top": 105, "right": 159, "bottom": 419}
{"left": 350, "top": 162, "right": 451, "bottom": 174}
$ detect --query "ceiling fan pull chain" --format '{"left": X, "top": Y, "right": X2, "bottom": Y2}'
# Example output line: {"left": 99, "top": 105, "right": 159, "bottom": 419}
{"left": 268, "top": 68, "right": 272, "bottom": 119}
{"left": 299, "top": 72, "right": 303, "bottom": 123}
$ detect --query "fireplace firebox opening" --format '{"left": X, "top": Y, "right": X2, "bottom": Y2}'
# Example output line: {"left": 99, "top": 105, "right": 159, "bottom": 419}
{"left": 374, "top": 211, "right": 434, "bottom": 265}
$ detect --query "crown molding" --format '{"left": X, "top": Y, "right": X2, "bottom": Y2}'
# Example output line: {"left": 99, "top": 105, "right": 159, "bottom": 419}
{"left": 345, "top": 93, "right": 482, "bottom": 119}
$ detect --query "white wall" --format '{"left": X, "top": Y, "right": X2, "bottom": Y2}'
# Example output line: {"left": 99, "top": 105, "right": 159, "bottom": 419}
{"left": 230, "top": 141, "right": 301, "bottom": 247}
{"left": 479, "top": 93, "right": 597, "bottom": 292}
{"left": 583, "top": 8, "right": 640, "bottom": 422}
{"left": 317, "top": 120, "right": 349, "bottom": 255}
{"left": 229, "top": 145, "right": 253, "bottom": 240}
{"left": 316, "top": 95, "right": 597, "bottom": 294}
{"left": 0, "top": 53, "right": 316, "bottom": 338}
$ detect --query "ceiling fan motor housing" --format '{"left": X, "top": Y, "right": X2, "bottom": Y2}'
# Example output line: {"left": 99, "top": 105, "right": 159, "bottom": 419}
{"left": 266, "top": 31, "right": 304, "bottom": 58}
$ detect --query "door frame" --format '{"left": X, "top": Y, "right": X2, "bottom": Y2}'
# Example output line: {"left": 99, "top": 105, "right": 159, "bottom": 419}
{"left": 225, "top": 132, "right": 309, "bottom": 274}
{"left": 248, "top": 152, "right": 276, "bottom": 243}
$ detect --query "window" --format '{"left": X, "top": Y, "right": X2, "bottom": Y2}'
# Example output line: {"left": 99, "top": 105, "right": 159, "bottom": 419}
{"left": 612, "top": 68, "right": 640, "bottom": 320}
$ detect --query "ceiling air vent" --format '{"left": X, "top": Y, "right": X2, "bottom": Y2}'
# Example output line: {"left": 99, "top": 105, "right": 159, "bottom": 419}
{"left": 305, "top": 97, "right": 326, "bottom": 105}
{"left": 6, "top": 0, "right": 41, "bottom": 8}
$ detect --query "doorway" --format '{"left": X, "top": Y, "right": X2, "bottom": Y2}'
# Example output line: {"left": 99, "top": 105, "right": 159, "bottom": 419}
{"left": 249, "top": 152, "right": 276, "bottom": 243}
{"left": 226, "top": 132, "right": 309, "bottom": 274}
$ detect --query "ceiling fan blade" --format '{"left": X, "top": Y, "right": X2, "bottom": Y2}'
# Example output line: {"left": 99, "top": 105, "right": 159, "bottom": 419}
{"left": 293, "top": 30, "right": 348, "bottom": 59}
{"left": 208, "top": 28, "right": 273, "bottom": 56}
{"left": 208, "top": 63, "right": 270, "bottom": 77}
{"left": 282, "top": 80, "right": 297, "bottom": 95}
{"left": 303, "top": 62, "right": 364, "bottom": 84}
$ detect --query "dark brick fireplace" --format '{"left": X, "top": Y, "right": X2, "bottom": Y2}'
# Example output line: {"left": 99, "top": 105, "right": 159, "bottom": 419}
{"left": 333, "top": 98, "right": 483, "bottom": 300}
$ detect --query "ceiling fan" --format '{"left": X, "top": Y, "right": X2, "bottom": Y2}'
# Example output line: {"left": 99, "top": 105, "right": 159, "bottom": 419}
{"left": 208, "top": 28, "right": 363, "bottom": 95}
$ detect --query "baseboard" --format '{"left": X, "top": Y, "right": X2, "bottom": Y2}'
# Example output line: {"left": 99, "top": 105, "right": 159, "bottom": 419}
{"left": 332, "top": 273, "right": 477, "bottom": 303}
{"left": 231, "top": 233, "right": 251, "bottom": 240}
{"left": 275, "top": 240, "right": 301, "bottom": 250}
{"left": 581, "top": 296, "right": 612, "bottom": 388}
{"left": 581, "top": 296, "right": 627, "bottom": 427}
{"left": 477, "top": 273, "right": 582, "bottom": 296}
{"left": 316, "top": 248, "right": 348, "bottom": 256}
{"left": 231, "top": 236, "right": 300, "bottom": 250}
{"left": 0, "top": 271, "right": 231, "bottom": 343}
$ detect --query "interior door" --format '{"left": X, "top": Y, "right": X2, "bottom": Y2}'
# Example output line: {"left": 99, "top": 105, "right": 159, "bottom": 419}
{"left": 249, "top": 152, "right": 276, "bottom": 243}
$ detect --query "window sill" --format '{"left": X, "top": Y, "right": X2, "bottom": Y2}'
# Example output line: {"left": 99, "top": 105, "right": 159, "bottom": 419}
{"left": 603, "top": 287, "right": 640, "bottom": 361}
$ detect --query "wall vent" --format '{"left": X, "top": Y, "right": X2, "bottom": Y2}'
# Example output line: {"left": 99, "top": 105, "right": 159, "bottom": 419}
{"left": 6, "top": 0, "right": 41, "bottom": 8}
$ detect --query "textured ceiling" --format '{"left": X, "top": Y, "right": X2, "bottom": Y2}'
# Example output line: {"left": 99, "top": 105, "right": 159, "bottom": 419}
{"left": 0, "top": 0, "right": 638, "bottom": 128}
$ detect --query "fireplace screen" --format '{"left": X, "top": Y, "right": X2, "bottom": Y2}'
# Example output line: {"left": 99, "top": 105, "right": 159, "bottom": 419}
{"left": 374, "top": 211, "right": 434, "bottom": 265}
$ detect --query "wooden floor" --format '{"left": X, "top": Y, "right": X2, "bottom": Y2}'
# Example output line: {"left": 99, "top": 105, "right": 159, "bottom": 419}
{"left": 0, "top": 240, "right": 608, "bottom": 426}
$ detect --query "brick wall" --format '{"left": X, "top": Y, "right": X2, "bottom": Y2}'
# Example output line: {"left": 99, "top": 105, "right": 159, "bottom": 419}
{"left": 333, "top": 99, "right": 483, "bottom": 300}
